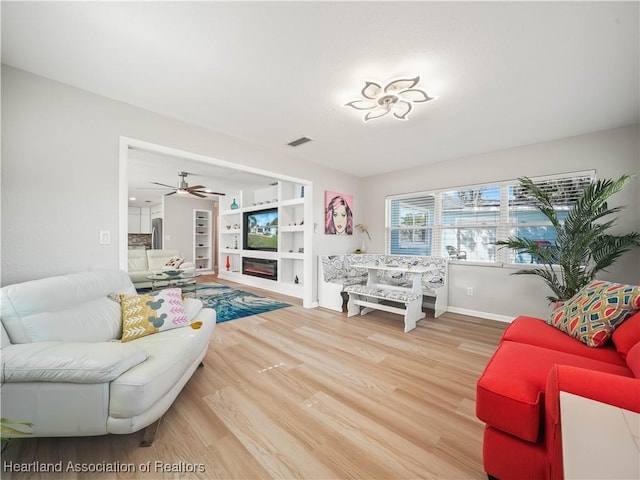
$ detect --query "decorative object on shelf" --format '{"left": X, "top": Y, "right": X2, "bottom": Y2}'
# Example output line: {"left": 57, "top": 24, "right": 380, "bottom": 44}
{"left": 225, "top": 255, "right": 230, "bottom": 271}
{"left": 301, "top": 185, "right": 305, "bottom": 198}
{"left": 344, "top": 76, "right": 435, "bottom": 122}
{"left": 325, "top": 191, "right": 353, "bottom": 235}
{"left": 230, "top": 198, "right": 239, "bottom": 210}
{"left": 495, "top": 175, "right": 640, "bottom": 303}
{"left": 294, "top": 275, "right": 299, "bottom": 284}
{"left": 298, "top": 247, "right": 304, "bottom": 253}
{"left": 234, "top": 236, "right": 238, "bottom": 249}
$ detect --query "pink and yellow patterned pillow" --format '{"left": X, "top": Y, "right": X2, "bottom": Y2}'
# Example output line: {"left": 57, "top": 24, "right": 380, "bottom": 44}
{"left": 119, "top": 288, "right": 189, "bottom": 342}
{"left": 548, "top": 281, "right": 640, "bottom": 347}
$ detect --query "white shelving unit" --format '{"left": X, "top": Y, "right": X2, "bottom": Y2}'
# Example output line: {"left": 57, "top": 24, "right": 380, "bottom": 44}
{"left": 218, "top": 181, "right": 312, "bottom": 306}
{"left": 193, "top": 209, "right": 213, "bottom": 272}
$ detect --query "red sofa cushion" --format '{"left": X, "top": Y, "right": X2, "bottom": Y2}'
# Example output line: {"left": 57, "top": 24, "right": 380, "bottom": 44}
{"left": 611, "top": 311, "right": 640, "bottom": 360}
{"left": 476, "top": 341, "right": 633, "bottom": 442}
{"left": 502, "top": 316, "right": 625, "bottom": 366}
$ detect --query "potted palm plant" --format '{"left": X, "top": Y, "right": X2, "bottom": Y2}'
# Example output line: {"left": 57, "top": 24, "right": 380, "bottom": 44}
{"left": 496, "top": 174, "right": 639, "bottom": 303}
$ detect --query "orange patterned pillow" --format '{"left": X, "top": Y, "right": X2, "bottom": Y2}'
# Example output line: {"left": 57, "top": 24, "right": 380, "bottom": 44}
{"left": 548, "top": 281, "right": 640, "bottom": 347}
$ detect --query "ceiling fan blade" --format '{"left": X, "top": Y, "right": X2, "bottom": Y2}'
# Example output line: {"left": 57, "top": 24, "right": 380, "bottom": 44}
{"left": 190, "top": 189, "right": 226, "bottom": 196}
{"left": 187, "top": 185, "right": 206, "bottom": 190}
{"left": 151, "top": 182, "right": 175, "bottom": 188}
{"left": 165, "top": 191, "right": 177, "bottom": 196}
{"left": 189, "top": 191, "right": 206, "bottom": 198}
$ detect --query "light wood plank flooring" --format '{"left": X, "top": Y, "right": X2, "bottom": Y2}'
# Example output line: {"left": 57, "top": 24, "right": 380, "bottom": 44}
{"left": 2, "top": 277, "right": 507, "bottom": 479}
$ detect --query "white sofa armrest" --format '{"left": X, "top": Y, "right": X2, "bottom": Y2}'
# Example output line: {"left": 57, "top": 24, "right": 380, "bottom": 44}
{"left": 183, "top": 298, "right": 204, "bottom": 322}
{"left": 1, "top": 342, "right": 148, "bottom": 383}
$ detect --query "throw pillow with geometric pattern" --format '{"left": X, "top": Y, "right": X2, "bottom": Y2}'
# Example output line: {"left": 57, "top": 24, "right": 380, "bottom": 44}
{"left": 548, "top": 280, "right": 640, "bottom": 347}
{"left": 119, "top": 288, "right": 189, "bottom": 342}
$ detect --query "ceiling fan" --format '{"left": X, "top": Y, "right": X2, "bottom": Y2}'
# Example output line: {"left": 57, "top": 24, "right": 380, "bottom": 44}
{"left": 151, "top": 172, "right": 225, "bottom": 198}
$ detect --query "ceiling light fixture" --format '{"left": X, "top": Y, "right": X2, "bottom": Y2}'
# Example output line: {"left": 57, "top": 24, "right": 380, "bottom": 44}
{"left": 344, "top": 76, "right": 435, "bottom": 122}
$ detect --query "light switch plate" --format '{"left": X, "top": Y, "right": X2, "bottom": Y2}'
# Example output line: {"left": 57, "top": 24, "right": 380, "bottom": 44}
{"left": 99, "top": 230, "right": 111, "bottom": 245}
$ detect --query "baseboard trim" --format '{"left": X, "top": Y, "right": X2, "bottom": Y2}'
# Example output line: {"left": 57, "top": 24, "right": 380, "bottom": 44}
{"left": 446, "top": 307, "right": 513, "bottom": 323}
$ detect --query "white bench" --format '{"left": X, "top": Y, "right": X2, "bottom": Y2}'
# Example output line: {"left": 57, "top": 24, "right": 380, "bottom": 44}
{"left": 345, "top": 284, "right": 424, "bottom": 333}
{"left": 318, "top": 254, "right": 449, "bottom": 317}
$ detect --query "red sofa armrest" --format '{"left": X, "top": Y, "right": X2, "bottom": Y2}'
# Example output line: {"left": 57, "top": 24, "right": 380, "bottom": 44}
{"left": 547, "top": 365, "right": 639, "bottom": 413}
{"left": 545, "top": 365, "right": 639, "bottom": 480}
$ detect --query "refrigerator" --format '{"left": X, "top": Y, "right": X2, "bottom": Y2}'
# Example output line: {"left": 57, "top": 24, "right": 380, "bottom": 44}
{"left": 151, "top": 218, "right": 163, "bottom": 249}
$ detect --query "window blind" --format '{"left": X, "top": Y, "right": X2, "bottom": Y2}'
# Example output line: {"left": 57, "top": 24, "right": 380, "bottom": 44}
{"left": 385, "top": 171, "right": 595, "bottom": 264}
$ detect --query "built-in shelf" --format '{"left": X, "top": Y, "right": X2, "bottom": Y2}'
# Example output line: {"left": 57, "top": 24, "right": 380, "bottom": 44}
{"left": 217, "top": 181, "right": 311, "bottom": 304}
{"left": 193, "top": 209, "right": 213, "bottom": 272}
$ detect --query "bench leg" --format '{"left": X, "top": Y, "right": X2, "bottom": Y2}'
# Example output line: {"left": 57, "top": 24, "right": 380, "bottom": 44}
{"left": 340, "top": 291, "right": 349, "bottom": 312}
{"left": 346, "top": 293, "right": 360, "bottom": 317}
{"left": 404, "top": 299, "right": 425, "bottom": 333}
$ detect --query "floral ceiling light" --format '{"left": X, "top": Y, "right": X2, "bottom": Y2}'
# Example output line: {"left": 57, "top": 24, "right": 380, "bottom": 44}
{"left": 344, "top": 76, "right": 435, "bottom": 122}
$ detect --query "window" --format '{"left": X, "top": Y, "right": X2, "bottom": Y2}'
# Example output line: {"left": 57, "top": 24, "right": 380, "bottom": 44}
{"left": 387, "top": 195, "right": 434, "bottom": 255}
{"left": 441, "top": 186, "right": 501, "bottom": 262}
{"left": 386, "top": 171, "right": 594, "bottom": 264}
{"left": 507, "top": 175, "right": 593, "bottom": 264}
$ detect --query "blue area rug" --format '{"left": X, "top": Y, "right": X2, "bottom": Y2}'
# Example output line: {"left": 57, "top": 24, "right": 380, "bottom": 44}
{"left": 195, "top": 284, "right": 291, "bottom": 323}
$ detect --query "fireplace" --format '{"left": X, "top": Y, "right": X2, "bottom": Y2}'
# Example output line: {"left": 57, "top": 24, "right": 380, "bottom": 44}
{"left": 242, "top": 257, "right": 278, "bottom": 281}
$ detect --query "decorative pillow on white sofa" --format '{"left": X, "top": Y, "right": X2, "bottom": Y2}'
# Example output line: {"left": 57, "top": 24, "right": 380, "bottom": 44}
{"left": 119, "top": 288, "right": 189, "bottom": 342}
{"left": 163, "top": 256, "right": 184, "bottom": 269}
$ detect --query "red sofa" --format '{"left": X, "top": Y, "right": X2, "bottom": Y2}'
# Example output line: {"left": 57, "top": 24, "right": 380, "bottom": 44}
{"left": 476, "top": 312, "right": 640, "bottom": 479}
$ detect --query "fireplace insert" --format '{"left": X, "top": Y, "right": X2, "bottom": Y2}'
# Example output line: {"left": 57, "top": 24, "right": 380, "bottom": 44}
{"left": 242, "top": 257, "right": 277, "bottom": 281}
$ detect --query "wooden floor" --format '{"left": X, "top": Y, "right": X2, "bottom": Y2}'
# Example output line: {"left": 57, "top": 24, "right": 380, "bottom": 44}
{"left": 2, "top": 277, "right": 507, "bottom": 479}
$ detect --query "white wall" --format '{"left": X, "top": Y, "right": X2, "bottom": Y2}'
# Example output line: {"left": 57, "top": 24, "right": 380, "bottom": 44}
{"left": 361, "top": 124, "right": 640, "bottom": 320}
{"left": 162, "top": 195, "right": 216, "bottom": 263}
{"left": 3, "top": 65, "right": 637, "bottom": 321}
{"left": 1, "top": 66, "right": 363, "bottom": 288}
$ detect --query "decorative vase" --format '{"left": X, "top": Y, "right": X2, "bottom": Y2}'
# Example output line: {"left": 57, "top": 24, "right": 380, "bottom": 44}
{"left": 225, "top": 255, "right": 230, "bottom": 271}
{"left": 230, "top": 198, "right": 239, "bottom": 210}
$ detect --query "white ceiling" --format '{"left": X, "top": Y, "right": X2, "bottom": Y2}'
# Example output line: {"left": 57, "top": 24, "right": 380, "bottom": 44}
{"left": 2, "top": 1, "right": 639, "bottom": 186}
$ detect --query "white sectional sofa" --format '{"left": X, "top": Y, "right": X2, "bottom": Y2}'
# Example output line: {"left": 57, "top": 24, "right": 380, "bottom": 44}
{"left": 127, "top": 249, "right": 195, "bottom": 289}
{"left": 0, "top": 269, "right": 216, "bottom": 444}
{"left": 318, "top": 254, "right": 449, "bottom": 317}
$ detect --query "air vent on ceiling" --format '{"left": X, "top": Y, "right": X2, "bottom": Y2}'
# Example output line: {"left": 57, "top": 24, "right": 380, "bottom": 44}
{"left": 287, "top": 136, "right": 313, "bottom": 147}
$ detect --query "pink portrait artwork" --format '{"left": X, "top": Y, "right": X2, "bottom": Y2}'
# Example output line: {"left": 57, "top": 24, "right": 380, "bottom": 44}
{"left": 325, "top": 191, "right": 353, "bottom": 235}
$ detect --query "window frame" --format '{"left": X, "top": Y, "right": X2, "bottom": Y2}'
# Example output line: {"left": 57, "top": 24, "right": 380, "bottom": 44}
{"left": 385, "top": 170, "right": 595, "bottom": 266}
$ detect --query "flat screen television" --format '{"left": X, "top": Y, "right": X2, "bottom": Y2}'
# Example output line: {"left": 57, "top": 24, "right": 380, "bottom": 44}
{"left": 243, "top": 208, "right": 278, "bottom": 251}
